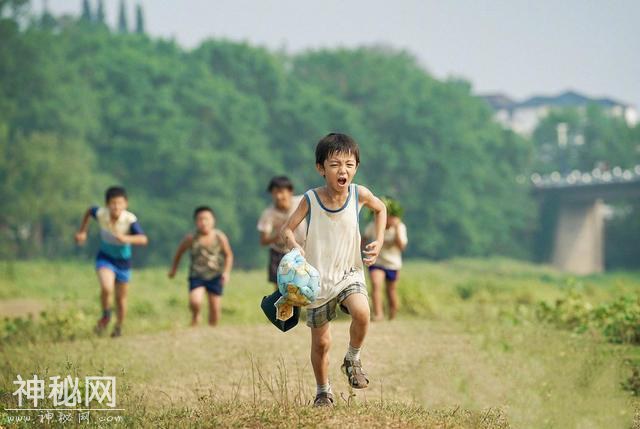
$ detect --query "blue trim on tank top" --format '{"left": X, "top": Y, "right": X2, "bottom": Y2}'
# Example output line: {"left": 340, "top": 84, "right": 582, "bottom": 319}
{"left": 354, "top": 184, "right": 359, "bottom": 223}
{"left": 311, "top": 185, "right": 352, "bottom": 213}
{"left": 304, "top": 193, "right": 311, "bottom": 235}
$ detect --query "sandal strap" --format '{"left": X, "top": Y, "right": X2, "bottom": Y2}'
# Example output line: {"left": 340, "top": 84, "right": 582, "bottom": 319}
{"left": 343, "top": 359, "right": 369, "bottom": 387}
{"left": 314, "top": 392, "right": 334, "bottom": 405}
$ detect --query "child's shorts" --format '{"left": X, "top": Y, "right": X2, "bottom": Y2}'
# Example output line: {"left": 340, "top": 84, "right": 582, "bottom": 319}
{"left": 368, "top": 265, "right": 399, "bottom": 281}
{"left": 95, "top": 258, "right": 131, "bottom": 283}
{"left": 306, "top": 282, "right": 368, "bottom": 328}
{"left": 189, "top": 276, "right": 224, "bottom": 296}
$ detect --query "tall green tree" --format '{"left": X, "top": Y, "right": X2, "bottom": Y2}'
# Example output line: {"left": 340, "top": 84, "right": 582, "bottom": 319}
{"left": 80, "top": 0, "right": 91, "bottom": 22}
{"left": 95, "top": 0, "right": 105, "bottom": 24}
{"left": 117, "top": 0, "right": 127, "bottom": 33}
{"left": 0, "top": 126, "right": 97, "bottom": 258}
{"left": 134, "top": 3, "right": 144, "bottom": 34}
{"left": 0, "top": 0, "right": 28, "bottom": 17}
{"left": 40, "top": 0, "right": 56, "bottom": 28}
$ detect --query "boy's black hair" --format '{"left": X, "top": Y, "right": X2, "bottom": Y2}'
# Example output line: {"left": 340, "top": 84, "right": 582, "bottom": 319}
{"left": 267, "top": 176, "right": 294, "bottom": 192}
{"left": 316, "top": 133, "right": 360, "bottom": 166}
{"left": 105, "top": 186, "right": 127, "bottom": 202}
{"left": 193, "top": 206, "right": 215, "bottom": 219}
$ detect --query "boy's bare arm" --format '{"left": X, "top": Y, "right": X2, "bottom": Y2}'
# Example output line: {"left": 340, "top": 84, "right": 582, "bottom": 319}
{"left": 218, "top": 232, "right": 234, "bottom": 284}
{"left": 358, "top": 186, "right": 387, "bottom": 266}
{"left": 394, "top": 222, "right": 407, "bottom": 251}
{"left": 281, "top": 197, "right": 309, "bottom": 254}
{"left": 168, "top": 235, "right": 193, "bottom": 278}
{"left": 259, "top": 231, "right": 279, "bottom": 246}
{"left": 114, "top": 233, "right": 148, "bottom": 246}
{"left": 75, "top": 208, "right": 93, "bottom": 245}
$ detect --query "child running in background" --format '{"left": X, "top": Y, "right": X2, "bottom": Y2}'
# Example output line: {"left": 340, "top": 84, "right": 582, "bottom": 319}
{"left": 168, "top": 206, "right": 233, "bottom": 326}
{"left": 75, "top": 186, "right": 148, "bottom": 338}
{"left": 363, "top": 198, "right": 408, "bottom": 321}
{"left": 282, "top": 133, "right": 387, "bottom": 407}
{"left": 257, "top": 176, "right": 306, "bottom": 289}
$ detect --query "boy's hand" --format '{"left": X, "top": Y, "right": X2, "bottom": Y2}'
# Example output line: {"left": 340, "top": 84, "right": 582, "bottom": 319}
{"left": 221, "top": 271, "right": 231, "bottom": 284}
{"left": 292, "top": 244, "right": 305, "bottom": 257}
{"left": 75, "top": 231, "right": 87, "bottom": 245}
{"left": 362, "top": 240, "right": 382, "bottom": 266}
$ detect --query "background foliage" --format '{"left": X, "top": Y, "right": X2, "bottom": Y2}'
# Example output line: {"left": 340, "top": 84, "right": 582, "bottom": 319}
{"left": 1, "top": 1, "right": 638, "bottom": 268}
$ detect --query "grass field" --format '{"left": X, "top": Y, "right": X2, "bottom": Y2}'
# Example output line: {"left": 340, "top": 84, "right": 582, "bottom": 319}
{"left": 1, "top": 259, "right": 639, "bottom": 428}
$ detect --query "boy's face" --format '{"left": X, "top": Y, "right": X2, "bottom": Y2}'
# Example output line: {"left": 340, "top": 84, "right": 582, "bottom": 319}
{"left": 106, "top": 196, "right": 127, "bottom": 219}
{"left": 317, "top": 151, "right": 358, "bottom": 192}
{"left": 271, "top": 187, "right": 293, "bottom": 210}
{"left": 386, "top": 215, "right": 400, "bottom": 228}
{"left": 195, "top": 211, "right": 215, "bottom": 233}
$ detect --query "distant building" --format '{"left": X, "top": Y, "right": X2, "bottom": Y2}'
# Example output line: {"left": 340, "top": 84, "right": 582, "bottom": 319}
{"left": 481, "top": 90, "right": 639, "bottom": 136}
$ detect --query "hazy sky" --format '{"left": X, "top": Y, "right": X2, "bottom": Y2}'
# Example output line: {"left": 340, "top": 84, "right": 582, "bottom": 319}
{"left": 42, "top": 0, "right": 640, "bottom": 108}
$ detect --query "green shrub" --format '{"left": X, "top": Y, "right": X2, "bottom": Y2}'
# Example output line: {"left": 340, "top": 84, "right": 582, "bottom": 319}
{"left": 621, "top": 360, "right": 640, "bottom": 396}
{"left": 536, "top": 291, "right": 640, "bottom": 345}
{"left": 592, "top": 296, "right": 640, "bottom": 344}
{"left": 0, "top": 307, "right": 89, "bottom": 346}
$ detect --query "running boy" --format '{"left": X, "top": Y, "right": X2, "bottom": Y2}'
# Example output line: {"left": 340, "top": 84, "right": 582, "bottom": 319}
{"left": 282, "top": 133, "right": 387, "bottom": 407}
{"left": 364, "top": 198, "right": 408, "bottom": 321}
{"left": 75, "top": 186, "right": 148, "bottom": 338}
{"left": 257, "top": 176, "right": 306, "bottom": 288}
{"left": 168, "top": 206, "right": 233, "bottom": 326}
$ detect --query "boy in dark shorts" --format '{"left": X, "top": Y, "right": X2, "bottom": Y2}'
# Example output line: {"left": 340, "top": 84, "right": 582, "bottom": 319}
{"left": 168, "top": 206, "right": 234, "bottom": 326}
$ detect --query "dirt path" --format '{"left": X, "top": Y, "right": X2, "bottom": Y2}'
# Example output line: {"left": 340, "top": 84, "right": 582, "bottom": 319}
{"left": 0, "top": 299, "right": 44, "bottom": 318}
{"left": 3, "top": 320, "right": 633, "bottom": 428}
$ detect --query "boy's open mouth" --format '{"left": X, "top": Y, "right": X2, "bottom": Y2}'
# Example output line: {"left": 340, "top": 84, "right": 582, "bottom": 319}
{"left": 338, "top": 177, "right": 347, "bottom": 186}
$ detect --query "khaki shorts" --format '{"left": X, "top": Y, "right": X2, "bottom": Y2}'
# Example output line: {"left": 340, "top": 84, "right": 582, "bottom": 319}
{"left": 306, "top": 282, "right": 368, "bottom": 328}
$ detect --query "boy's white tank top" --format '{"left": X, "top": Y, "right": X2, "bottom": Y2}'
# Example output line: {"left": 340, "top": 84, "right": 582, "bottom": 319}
{"left": 303, "top": 184, "right": 365, "bottom": 309}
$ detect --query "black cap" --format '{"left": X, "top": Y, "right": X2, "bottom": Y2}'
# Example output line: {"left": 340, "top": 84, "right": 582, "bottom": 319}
{"left": 260, "top": 290, "right": 300, "bottom": 332}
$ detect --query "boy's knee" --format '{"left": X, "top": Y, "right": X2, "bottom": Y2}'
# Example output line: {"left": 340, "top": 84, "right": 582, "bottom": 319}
{"left": 313, "top": 341, "right": 330, "bottom": 355}
{"left": 351, "top": 307, "right": 370, "bottom": 325}
{"left": 344, "top": 295, "right": 370, "bottom": 321}
{"left": 312, "top": 333, "right": 331, "bottom": 354}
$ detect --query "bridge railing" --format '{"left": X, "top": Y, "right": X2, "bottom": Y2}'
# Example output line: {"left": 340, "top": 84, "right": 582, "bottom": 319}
{"left": 527, "top": 165, "right": 640, "bottom": 189}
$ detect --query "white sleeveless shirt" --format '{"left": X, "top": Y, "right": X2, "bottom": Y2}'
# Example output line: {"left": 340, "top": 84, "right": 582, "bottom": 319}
{"left": 303, "top": 184, "right": 366, "bottom": 309}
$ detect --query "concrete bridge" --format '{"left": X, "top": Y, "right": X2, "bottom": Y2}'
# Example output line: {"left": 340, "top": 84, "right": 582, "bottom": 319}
{"left": 531, "top": 165, "right": 640, "bottom": 274}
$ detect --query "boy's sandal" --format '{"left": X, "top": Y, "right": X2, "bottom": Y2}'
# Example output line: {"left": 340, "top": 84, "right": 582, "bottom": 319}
{"left": 341, "top": 358, "right": 369, "bottom": 389}
{"left": 94, "top": 316, "right": 110, "bottom": 335}
{"left": 110, "top": 325, "right": 122, "bottom": 338}
{"left": 313, "top": 392, "right": 334, "bottom": 407}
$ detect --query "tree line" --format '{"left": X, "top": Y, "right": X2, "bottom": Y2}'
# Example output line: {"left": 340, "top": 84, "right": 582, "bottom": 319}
{"left": 1, "top": 0, "right": 638, "bottom": 268}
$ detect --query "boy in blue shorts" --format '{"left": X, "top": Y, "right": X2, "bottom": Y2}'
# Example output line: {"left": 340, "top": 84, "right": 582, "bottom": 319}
{"left": 282, "top": 133, "right": 387, "bottom": 407}
{"left": 75, "top": 186, "right": 148, "bottom": 337}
